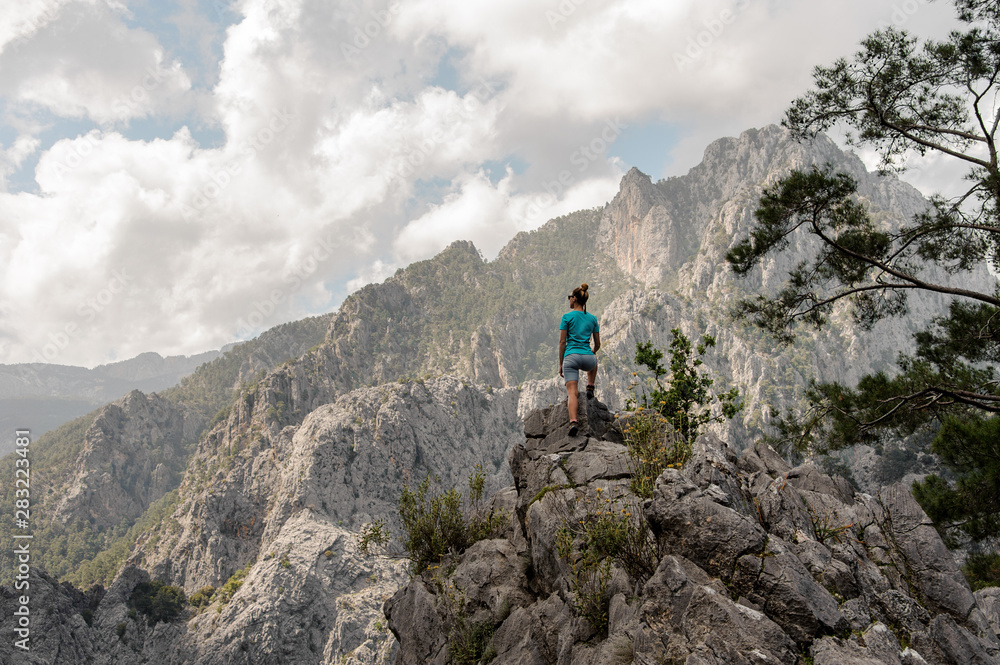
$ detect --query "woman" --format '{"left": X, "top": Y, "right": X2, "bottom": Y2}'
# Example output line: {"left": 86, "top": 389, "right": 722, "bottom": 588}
{"left": 558, "top": 283, "right": 600, "bottom": 437}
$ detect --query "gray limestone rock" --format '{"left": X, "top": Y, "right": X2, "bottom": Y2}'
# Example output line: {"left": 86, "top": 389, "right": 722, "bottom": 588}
{"left": 910, "top": 614, "right": 1000, "bottom": 665}
{"left": 389, "top": 402, "right": 1000, "bottom": 665}
{"left": 747, "top": 536, "right": 848, "bottom": 644}
{"left": 978, "top": 588, "right": 1000, "bottom": 637}
{"left": 644, "top": 468, "right": 768, "bottom": 579}
{"left": 53, "top": 390, "right": 200, "bottom": 531}
{"left": 876, "top": 483, "right": 977, "bottom": 622}
{"left": 384, "top": 577, "right": 449, "bottom": 665}
{"left": 635, "top": 555, "right": 797, "bottom": 664}
{"left": 811, "top": 622, "right": 904, "bottom": 665}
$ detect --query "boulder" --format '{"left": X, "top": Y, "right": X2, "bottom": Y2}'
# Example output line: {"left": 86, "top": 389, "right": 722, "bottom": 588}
{"left": 645, "top": 468, "right": 768, "bottom": 579}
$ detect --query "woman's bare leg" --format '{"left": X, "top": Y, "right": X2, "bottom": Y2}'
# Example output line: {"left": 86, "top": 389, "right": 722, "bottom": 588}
{"left": 566, "top": 380, "right": 579, "bottom": 423}
{"left": 586, "top": 365, "right": 598, "bottom": 389}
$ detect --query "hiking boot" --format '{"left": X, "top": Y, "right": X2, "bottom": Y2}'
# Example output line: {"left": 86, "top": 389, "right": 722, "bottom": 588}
{"left": 586, "top": 384, "right": 595, "bottom": 400}
{"left": 568, "top": 422, "right": 579, "bottom": 437}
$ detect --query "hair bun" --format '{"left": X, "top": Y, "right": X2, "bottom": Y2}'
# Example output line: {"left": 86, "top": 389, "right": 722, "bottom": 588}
{"left": 581, "top": 283, "right": 589, "bottom": 291}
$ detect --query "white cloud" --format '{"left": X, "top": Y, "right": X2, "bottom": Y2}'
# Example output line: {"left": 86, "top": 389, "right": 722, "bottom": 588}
{"left": 0, "top": 136, "right": 41, "bottom": 190}
{"left": 0, "top": 2, "right": 194, "bottom": 126}
{"left": 394, "top": 167, "right": 621, "bottom": 265}
{"left": 0, "top": 0, "right": 973, "bottom": 366}
{"left": 0, "top": 0, "right": 75, "bottom": 55}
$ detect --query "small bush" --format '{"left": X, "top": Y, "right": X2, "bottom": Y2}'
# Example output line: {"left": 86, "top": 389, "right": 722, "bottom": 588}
{"left": 580, "top": 507, "right": 660, "bottom": 584}
{"left": 628, "top": 332, "right": 743, "bottom": 443}
{"left": 570, "top": 558, "right": 612, "bottom": 636}
{"left": 219, "top": 564, "right": 252, "bottom": 605}
{"left": 357, "top": 518, "right": 391, "bottom": 556}
{"left": 557, "top": 488, "right": 662, "bottom": 637}
{"left": 441, "top": 583, "right": 508, "bottom": 665}
{"left": 621, "top": 409, "right": 688, "bottom": 498}
{"left": 805, "top": 502, "right": 853, "bottom": 545}
{"left": 189, "top": 585, "right": 216, "bottom": 608}
{"left": 964, "top": 552, "right": 1000, "bottom": 590}
{"left": 449, "top": 616, "right": 498, "bottom": 665}
{"left": 129, "top": 580, "right": 187, "bottom": 624}
{"left": 399, "top": 466, "right": 506, "bottom": 574}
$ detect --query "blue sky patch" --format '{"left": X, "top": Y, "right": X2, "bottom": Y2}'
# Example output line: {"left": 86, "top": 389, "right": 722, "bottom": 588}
{"left": 481, "top": 156, "right": 528, "bottom": 185}
{"left": 606, "top": 120, "right": 681, "bottom": 180}
{"left": 123, "top": 0, "right": 237, "bottom": 89}
{"left": 430, "top": 47, "right": 465, "bottom": 93}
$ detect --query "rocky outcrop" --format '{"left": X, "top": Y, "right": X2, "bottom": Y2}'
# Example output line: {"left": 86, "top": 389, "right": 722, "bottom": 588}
{"left": 387, "top": 401, "right": 1000, "bottom": 664}
{"left": 139, "top": 376, "right": 522, "bottom": 590}
{"left": 0, "top": 312, "right": 331, "bottom": 585}
{"left": 52, "top": 390, "right": 200, "bottom": 531}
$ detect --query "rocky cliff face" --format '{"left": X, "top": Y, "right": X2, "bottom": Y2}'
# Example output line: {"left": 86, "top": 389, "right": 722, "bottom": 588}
{"left": 593, "top": 125, "right": 995, "bottom": 446}
{"left": 51, "top": 390, "right": 199, "bottom": 531}
{"left": 0, "top": 376, "right": 529, "bottom": 665}
{"left": 0, "top": 313, "right": 331, "bottom": 587}
{"left": 387, "top": 399, "right": 1000, "bottom": 665}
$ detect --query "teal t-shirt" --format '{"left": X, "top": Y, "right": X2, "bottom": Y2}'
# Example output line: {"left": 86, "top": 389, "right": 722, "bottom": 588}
{"left": 560, "top": 310, "right": 599, "bottom": 357}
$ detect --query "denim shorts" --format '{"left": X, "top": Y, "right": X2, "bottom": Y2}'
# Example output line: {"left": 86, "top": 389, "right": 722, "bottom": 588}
{"left": 562, "top": 353, "right": 597, "bottom": 383}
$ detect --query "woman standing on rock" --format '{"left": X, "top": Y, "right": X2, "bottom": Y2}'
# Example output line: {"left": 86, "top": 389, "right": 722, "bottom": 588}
{"left": 559, "top": 283, "right": 600, "bottom": 437}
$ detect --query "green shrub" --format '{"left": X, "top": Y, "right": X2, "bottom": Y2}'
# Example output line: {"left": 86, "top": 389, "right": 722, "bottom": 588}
{"left": 219, "top": 564, "right": 252, "bottom": 604}
{"left": 129, "top": 580, "right": 187, "bottom": 624}
{"left": 963, "top": 552, "right": 1000, "bottom": 590}
{"left": 398, "top": 465, "right": 506, "bottom": 574}
{"left": 629, "top": 331, "right": 743, "bottom": 443}
{"left": 189, "top": 585, "right": 216, "bottom": 608}
{"left": 357, "top": 518, "right": 391, "bottom": 556}
{"left": 580, "top": 507, "right": 660, "bottom": 584}
{"left": 569, "top": 557, "right": 612, "bottom": 636}
{"left": 621, "top": 409, "right": 689, "bottom": 498}
{"left": 448, "top": 616, "right": 499, "bottom": 665}
{"left": 556, "top": 487, "right": 662, "bottom": 637}
{"left": 441, "top": 584, "right": 509, "bottom": 665}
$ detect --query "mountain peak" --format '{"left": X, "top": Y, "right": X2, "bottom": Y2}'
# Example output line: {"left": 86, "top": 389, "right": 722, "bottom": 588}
{"left": 597, "top": 165, "right": 674, "bottom": 284}
{"left": 623, "top": 165, "right": 651, "bottom": 181}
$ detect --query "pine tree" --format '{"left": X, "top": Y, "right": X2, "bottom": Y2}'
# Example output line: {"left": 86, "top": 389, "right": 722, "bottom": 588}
{"left": 726, "top": 0, "right": 1000, "bottom": 551}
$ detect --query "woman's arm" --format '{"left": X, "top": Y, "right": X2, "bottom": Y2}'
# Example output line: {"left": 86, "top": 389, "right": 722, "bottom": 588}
{"left": 592, "top": 331, "right": 601, "bottom": 354}
{"left": 558, "top": 329, "right": 567, "bottom": 376}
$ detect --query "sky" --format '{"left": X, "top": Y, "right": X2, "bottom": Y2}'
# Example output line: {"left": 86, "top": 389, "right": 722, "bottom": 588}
{"left": 0, "top": 0, "right": 965, "bottom": 368}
